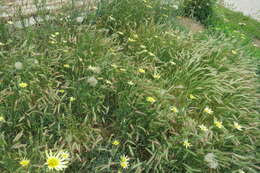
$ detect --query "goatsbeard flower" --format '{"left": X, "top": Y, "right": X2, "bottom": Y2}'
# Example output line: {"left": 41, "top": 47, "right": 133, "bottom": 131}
{"left": 45, "top": 150, "right": 69, "bottom": 171}
{"left": 19, "top": 159, "right": 30, "bottom": 167}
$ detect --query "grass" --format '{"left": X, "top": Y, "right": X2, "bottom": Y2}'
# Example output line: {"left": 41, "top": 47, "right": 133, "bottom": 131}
{"left": 211, "top": 5, "right": 260, "bottom": 40}
{"left": 0, "top": 0, "right": 259, "bottom": 172}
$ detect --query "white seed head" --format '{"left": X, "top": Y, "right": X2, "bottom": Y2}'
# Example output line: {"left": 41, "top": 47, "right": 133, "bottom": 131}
{"left": 14, "top": 62, "right": 23, "bottom": 70}
{"left": 87, "top": 76, "right": 98, "bottom": 87}
{"left": 76, "top": 17, "right": 84, "bottom": 23}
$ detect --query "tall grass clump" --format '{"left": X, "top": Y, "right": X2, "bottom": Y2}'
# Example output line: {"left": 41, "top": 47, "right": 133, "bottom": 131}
{"left": 96, "top": 0, "right": 179, "bottom": 33}
{"left": 0, "top": 0, "right": 259, "bottom": 172}
{"left": 180, "top": 0, "right": 217, "bottom": 24}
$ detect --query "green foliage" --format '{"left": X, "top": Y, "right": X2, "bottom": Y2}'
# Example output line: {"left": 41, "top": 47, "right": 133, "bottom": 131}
{"left": 0, "top": 0, "right": 259, "bottom": 172}
{"left": 211, "top": 5, "right": 260, "bottom": 39}
{"left": 180, "top": 0, "right": 217, "bottom": 24}
{"left": 96, "top": 0, "right": 178, "bottom": 33}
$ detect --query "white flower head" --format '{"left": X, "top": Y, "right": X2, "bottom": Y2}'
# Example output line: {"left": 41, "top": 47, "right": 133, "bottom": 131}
{"left": 204, "top": 153, "right": 215, "bottom": 162}
{"left": 204, "top": 153, "right": 218, "bottom": 169}
{"left": 208, "top": 160, "right": 218, "bottom": 169}
{"left": 87, "top": 76, "right": 98, "bottom": 87}
{"left": 14, "top": 62, "right": 23, "bottom": 70}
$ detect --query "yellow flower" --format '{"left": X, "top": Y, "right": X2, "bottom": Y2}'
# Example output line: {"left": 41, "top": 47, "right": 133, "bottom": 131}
{"left": 199, "top": 124, "right": 208, "bottom": 132}
{"left": 105, "top": 80, "right": 112, "bottom": 85}
{"left": 7, "top": 21, "right": 13, "bottom": 25}
{"left": 146, "top": 97, "right": 156, "bottom": 103}
{"left": 63, "top": 64, "right": 70, "bottom": 68}
{"left": 0, "top": 116, "right": 5, "bottom": 122}
{"left": 45, "top": 150, "right": 68, "bottom": 171}
{"left": 120, "top": 155, "right": 129, "bottom": 169}
{"left": 120, "top": 161, "right": 129, "bottom": 169}
{"left": 138, "top": 68, "right": 145, "bottom": 73}
{"left": 189, "top": 94, "right": 196, "bottom": 99}
{"left": 19, "top": 159, "right": 30, "bottom": 167}
{"left": 233, "top": 122, "right": 242, "bottom": 131}
{"left": 112, "top": 140, "right": 120, "bottom": 146}
{"left": 183, "top": 140, "right": 192, "bottom": 149}
{"left": 203, "top": 107, "right": 213, "bottom": 115}
{"left": 0, "top": 42, "right": 4, "bottom": 46}
{"left": 231, "top": 50, "right": 237, "bottom": 55}
{"left": 69, "top": 97, "right": 76, "bottom": 102}
{"left": 120, "top": 155, "right": 130, "bottom": 163}
{"left": 153, "top": 74, "right": 161, "bottom": 79}
{"left": 170, "top": 106, "right": 178, "bottom": 113}
{"left": 214, "top": 120, "right": 223, "bottom": 129}
{"left": 58, "top": 89, "right": 65, "bottom": 93}
{"left": 60, "top": 151, "right": 70, "bottom": 160}
{"left": 19, "top": 82, "right": 28, "bottom": 88}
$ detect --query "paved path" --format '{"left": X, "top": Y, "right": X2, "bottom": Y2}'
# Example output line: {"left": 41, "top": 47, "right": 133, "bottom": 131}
{"left": 224, "top": 0, "right": 260, "bottom": 21}
{"left": 0, "top": 0, "right": 95, "bottom": 18}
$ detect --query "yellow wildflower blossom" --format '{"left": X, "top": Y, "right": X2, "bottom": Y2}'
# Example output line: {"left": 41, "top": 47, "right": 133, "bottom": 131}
{"left": 45, "top": 150, "right": 68, "bottom": 171}
{"left": 63, "top": 64, "right": 70, "bottom": 68}
{"left": 60, "top": 151, "right": 70, "bottom": 160}
{"left": 120, "top": 155, "right": 129, "bottom": 169}
{"left": 183, "top": 140, "right": 192, "bottom": 149}
{"left": 58, "top": 89, "right": 65, "bottom": 93}
{"left": 189, "top": 94, "right": 196, "bottom": 99}
{"left": 69, "top": 97, "right": 76, "bottom": 102}
{"left": 233, "top": 122, "right": 242, "bottom": 131}
{"left": 146, "top": 97, "right": 156, "bottom": 103}
{"left": 19, "top": 82, "right": 28, "bottom": 88}
{"left": 231, "top": 50, "right": 237, "bottom": 55}
{"left": 0, "top": 116, "right": 4, "bottom": 122}
{"left": 214, "top": 120, "right": 223, "bottom": 129}
{"left": 19, "top": 159, "right": 30, "bottom": 167}
{"left": 120, "top": 161, "right": 129, "bottom": 169}
{"left": 170, "top": 106, "right": 179, "bottom": 113}
{"left": 138, "top": 68, "right": 145, "bottom": 73}
{"left": 112, "top": 140, "right": 120, "bottom": 146}
{"left": 199, "top": 124, "right": 208, "bottom": 132}
{"left": 120, "top": 155, "right": 130, "bottom": 163}
{"left": 203, "top": 107, "right": 213, "bottom": 115}
{"left": 153, "top": 74, "right": 161, "bottom": 79}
